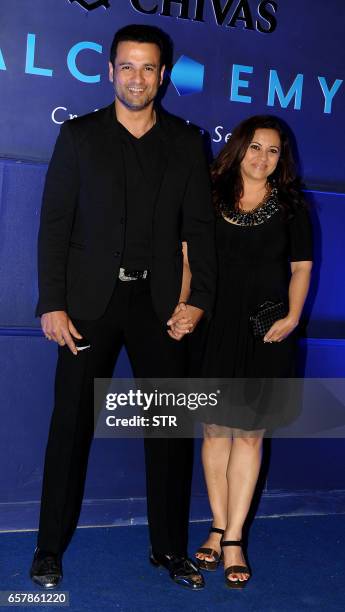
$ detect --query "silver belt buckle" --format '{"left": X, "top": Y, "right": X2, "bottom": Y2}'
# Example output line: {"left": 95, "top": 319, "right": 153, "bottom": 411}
{"left": 118, "top": 267, "right": 136, "bottom": 281}
{"left": 118, "top": 267, "right": 148, "bottom": 281}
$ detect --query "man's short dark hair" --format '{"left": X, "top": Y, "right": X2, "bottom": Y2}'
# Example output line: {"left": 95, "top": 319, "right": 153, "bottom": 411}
{"left": 110, "top": 24, "right": 170, "bottom": 68}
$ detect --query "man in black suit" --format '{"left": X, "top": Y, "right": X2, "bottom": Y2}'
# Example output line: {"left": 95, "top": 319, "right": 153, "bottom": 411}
{"left": 30, "top": 24, "right": 216, "bottom": 590}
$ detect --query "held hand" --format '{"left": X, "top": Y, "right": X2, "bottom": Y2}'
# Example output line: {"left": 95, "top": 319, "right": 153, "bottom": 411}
{"left": 41, "top": 311, "right": 82, "bottom": 355}
{"left": 263, "top": 315, "right": 299, "bottom": 343}
{"left": 167, "top": 303, "right": 204, "bottom": 341}
{"left": 167, "top": 303, "right": 190, "bottom": 341}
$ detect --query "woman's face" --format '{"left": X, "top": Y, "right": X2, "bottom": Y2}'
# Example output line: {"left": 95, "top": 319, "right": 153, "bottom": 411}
{"left": 240, "top": 128, "right": 281, "bottom": 183}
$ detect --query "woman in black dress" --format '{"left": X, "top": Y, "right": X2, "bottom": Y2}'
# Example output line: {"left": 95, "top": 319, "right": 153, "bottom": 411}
{"left": 193, "top": 116, "right": 313, "bottom": 587}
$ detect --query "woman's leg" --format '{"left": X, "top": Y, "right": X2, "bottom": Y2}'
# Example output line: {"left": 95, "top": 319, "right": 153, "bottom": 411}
{"left": 195, "top": 425, "right": 232, "bottom": 562}
{"left": 223, "top": 430, "right": 264, "bottom": 582}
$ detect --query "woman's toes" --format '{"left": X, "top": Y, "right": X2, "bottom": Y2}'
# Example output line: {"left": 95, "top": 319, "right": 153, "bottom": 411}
{"left": 229, "top": 571, "right": 248, "bottom": 582}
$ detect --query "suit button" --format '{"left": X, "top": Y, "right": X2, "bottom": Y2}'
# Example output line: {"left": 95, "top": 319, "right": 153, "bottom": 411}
{"left": 114, "top": 251, "right": 120, "bottom": 257}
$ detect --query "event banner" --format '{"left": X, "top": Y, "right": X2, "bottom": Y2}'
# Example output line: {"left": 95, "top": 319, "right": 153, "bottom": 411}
{"left": 0, "top": 0, "right": 344, "bottom": 190}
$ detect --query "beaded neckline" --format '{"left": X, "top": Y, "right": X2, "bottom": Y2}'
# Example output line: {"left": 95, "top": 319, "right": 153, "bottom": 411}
{"left": 221, "top": 187, "right": 280, "bottom": 227}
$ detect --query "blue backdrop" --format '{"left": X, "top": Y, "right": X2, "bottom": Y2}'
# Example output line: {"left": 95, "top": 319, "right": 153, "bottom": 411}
{"left": 0, "top": 0, "right": 344, "bottom": 531}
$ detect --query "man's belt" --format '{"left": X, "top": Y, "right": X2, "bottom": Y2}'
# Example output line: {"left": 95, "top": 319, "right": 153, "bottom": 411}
{"left": 118, "top": 267, "right": 149, "bottom": 281}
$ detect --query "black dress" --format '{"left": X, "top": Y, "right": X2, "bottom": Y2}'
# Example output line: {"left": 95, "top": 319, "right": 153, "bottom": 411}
{"left": 201, "top": 191, "right": 313, "bottom": 430}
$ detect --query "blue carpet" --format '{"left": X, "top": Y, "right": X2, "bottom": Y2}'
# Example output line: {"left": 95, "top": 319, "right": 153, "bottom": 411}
{"left": 1, "top": 515, "right": 344, "bottom": 611}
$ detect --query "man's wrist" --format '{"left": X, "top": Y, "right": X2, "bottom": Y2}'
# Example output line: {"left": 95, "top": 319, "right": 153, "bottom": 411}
{"left": 186, "top": 303, "right": 204, "bottom": 313}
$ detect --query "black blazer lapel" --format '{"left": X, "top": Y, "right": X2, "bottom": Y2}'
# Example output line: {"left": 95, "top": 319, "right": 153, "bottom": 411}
{"left": 150, "top": 109, "right": 177, "bottom": 218}
{"left": 98, "top": 103, "right": 126, "bottom": 196}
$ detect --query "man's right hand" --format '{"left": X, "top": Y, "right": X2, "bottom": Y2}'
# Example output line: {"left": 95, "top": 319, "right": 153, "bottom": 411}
{"left": 41, "top": 311, "right": 82, "bottom": 355}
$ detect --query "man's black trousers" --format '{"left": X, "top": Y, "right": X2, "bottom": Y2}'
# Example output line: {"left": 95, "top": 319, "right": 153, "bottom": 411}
{"left": 37, "top": 278, "right": 193, "bottom": 556}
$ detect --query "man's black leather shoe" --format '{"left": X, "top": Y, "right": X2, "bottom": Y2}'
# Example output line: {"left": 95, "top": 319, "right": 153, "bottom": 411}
{"left": 150, "top": 550, "right": 205, "bottom": 589}
{"left": 30, "top": 548, "right": 63, "bottom": 589}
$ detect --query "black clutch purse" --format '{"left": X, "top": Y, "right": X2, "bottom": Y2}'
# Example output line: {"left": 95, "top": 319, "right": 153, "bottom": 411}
{"left": 249, "top": 301, "right": 287, "bottom": 338}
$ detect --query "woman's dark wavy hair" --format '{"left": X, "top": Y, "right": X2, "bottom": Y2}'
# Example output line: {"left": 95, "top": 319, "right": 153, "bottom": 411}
{"left": 212, "top": 115, "right": 306, "bottom": 218}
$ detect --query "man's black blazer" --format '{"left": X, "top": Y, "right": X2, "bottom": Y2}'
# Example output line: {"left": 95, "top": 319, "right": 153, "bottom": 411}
{"left": 36, "top": 103, "right": 216, "bottom": 324}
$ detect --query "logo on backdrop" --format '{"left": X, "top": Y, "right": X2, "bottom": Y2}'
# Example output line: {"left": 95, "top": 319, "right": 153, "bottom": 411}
{"left": 68, "top": 0, "right": 276, "bottom": 32}
{"left": 68, "top": 0, "right": 110, "bottom": 11}
{"left": 168, "top": 55, "right": 342, "bottom": 116}
{"left": 0, "top": 31, "right": 341, "bottom": 116}
{"left": 129, "top": 0, "right": 278, "bottom": 34}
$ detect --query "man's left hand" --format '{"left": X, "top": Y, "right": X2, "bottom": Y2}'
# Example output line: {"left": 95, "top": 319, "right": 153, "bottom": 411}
{"left": 167, "top": 303, "right": 204, "bottom": 341}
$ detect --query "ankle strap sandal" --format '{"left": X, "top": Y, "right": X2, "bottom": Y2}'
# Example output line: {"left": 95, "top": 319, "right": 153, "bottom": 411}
{"left": 195, "top": 527, "right": 225, "bottom": 572}
{"left": 222, "top": 540, "right": 251, "bottom": 589}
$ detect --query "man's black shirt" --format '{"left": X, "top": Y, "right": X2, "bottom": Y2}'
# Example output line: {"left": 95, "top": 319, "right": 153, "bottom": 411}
{"left": 119, "top": 114, "right": 165, "bottom": 270}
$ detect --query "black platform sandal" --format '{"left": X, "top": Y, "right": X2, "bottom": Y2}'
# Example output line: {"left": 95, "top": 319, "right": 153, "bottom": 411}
{"left": 222, "top": 540, "right": 251, "bottom": 589}
{"left": 195, "top": 527, "right": 224, "bottom": 571}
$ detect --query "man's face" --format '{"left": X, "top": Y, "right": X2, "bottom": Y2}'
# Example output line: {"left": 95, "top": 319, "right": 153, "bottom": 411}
{"left": 109, "top": 41, "right": 165, "bottom": 111}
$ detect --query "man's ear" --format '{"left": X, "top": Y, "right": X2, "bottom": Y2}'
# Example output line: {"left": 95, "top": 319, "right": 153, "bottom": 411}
{"left": 108, "top": 61, "right": 114, "bottom": 83}
{"left": 160, "top": 64, "right": 166, "bottom": 85}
